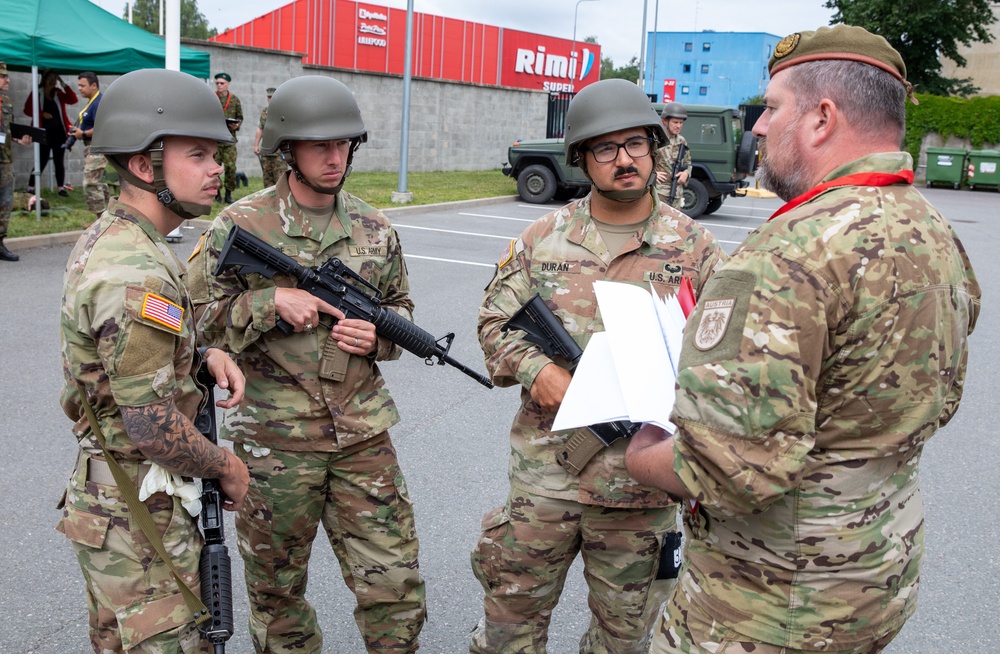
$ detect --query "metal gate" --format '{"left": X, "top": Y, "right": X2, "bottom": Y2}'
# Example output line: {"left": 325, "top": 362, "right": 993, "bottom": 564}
{"left": 546, "top": 92, "right": 575, "bottom": 138}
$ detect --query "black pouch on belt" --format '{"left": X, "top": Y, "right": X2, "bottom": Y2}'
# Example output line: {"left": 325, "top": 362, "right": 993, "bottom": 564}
{"left": 655, "top": 531, "right": 683, "bottom": 580}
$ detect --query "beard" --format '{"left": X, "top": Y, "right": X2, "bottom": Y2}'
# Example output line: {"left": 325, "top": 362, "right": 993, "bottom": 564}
{"left": 756, "top": 133, "right": 812, "bottom": 203}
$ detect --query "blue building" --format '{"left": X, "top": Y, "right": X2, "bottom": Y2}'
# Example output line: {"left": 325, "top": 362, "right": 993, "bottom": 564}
{"left": 643, "top": 31, "right": 780, "bottom": 106}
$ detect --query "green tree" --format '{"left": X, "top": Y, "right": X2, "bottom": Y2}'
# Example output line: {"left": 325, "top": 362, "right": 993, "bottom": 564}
{"left": 125, "top": 0, "right": 217, "bottom": 40}
{"left": 824, "top": 0, "right": 996, "bottom": 96}
{"left": 599, "top": 55, "right": 639, "bottom": 83}
{"left": 581, "top": 35, "right": 639, "bottom": 84}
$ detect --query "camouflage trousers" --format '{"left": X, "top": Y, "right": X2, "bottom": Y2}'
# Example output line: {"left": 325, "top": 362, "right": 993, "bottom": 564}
{"left": 0, "top": 162, "right": 12, "bottom": 237}
{"left": 83, "top": 146, "right": 109, "bottom": 214}
{"left": 235, "top": 434, "right": 426, "bottom": 653}
{"left": 470, "top": 489, "right": 678, "bottom": 654}
{"left": 215, "top": 144, "right": 238, "bottom": 192}
{"left": 56, "top": 451, "right": 212, "bottom": 653}
{"left": 260, "top": 154, "right": 287, "bottom": 189}
{"left": 650, "top": 589, "right": 903, "bottom": 654}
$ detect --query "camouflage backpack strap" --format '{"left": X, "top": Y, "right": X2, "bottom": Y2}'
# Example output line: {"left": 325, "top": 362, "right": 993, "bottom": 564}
{"left": 73, "top": 382, "right": 210, "bottom": 626}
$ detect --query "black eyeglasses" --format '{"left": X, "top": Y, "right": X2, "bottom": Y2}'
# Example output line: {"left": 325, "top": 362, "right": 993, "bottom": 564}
{"left": 585, "top": 136, "right": 653, "bottom": 163}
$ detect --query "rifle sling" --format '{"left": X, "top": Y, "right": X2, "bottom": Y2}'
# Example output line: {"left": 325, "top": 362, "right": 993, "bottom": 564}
{"left": 556, "top": 429, "right": 607, "bottom": 476}
{"left": 74, "top": 382, "right": 210, "bottom": 626}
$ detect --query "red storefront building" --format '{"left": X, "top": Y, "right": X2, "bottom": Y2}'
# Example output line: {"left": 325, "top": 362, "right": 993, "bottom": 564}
{"left": 212, "top": 0, "right": 602, "bottom": 93}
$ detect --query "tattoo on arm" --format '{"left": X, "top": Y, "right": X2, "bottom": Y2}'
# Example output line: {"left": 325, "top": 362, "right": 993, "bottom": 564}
{"left": 121, "top": 399, "right": 230, "bottom": 479}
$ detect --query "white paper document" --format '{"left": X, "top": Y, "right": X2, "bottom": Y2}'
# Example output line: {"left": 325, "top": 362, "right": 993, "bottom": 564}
{"left": 552, "top": 281, "right": 687, "bottom": 433}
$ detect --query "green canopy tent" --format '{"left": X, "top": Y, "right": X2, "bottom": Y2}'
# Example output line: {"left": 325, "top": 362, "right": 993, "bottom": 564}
{"left": 0, "top": 0, "right": 210, "bottom": 76}
{"left": 0, "top": 0, "right": 211, "bottom": 220}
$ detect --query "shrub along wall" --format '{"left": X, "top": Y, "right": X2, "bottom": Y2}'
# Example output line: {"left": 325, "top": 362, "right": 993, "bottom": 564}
{"left": 907, "top": 93, "right": 1000, "bottom": 173}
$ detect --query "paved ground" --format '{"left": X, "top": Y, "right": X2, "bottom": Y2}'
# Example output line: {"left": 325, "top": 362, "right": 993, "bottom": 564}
{"left": 1, "top": 188, "right": 996, "bottom": 652}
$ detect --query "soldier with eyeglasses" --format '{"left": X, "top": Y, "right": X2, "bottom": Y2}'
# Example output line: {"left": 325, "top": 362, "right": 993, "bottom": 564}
{"left": 471, "top": 78, "right": 727, "bottom": 654}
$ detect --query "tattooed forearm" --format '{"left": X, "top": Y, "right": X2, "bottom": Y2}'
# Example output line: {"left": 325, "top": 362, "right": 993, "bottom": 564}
{"left": 121, "top": 399, "right": 231, "bottom": 479}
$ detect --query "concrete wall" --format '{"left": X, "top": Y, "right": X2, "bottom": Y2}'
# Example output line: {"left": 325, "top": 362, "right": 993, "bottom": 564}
{"left": 7, "top": 39, "right": 548, "bottom": 189}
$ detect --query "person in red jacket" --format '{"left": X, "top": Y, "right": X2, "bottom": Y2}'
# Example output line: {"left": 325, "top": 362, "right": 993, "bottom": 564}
{"left": 23, "top": 70, "right": 78, "bottom": 196}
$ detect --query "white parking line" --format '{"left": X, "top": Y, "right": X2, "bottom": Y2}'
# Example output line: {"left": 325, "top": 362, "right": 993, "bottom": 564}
{"left": 697, "top": 220, "right": 760, "bottom": 231}
{"left": 458, "top": 212, "right": 536, "bottom": 223}
{"left": 404, "top": 254, "right": 495, "bottom": 268}
{"left": 394, "top": 223, "right": 517, "bottom": 240}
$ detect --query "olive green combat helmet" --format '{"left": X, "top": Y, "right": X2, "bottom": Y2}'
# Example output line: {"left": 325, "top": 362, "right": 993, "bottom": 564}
{"left": 261, "top": 75, "right": 367, "bottom": 195}
{"left": 91, "top": 69, "right": 233, "bottom": 219}
{"left": 660, "top": 102, "right": 688, "bottom": 120}
{"left": 564, "top": 78, "right": 666, "bottom": 202}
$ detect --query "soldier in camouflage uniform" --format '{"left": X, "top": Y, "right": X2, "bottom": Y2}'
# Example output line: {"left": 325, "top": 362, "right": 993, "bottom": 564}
{"left": 58, "top": 68, "right": 249, "bottom": 653}
{"left": 473, "top": 78, "right": 726, "bottom": 654}
{"left": 72, "top": 72, "right": 110, "bottom": 218}
{"left": 187, "top": 75, "right": 425, "bottom": 654}
{"left": 626, "top": 25, "right": 982, "bottom": 654}
{"left": 1, "top": 61, "right": 32, "bottom": 262}
{"left": 254, "top": 86, "right": 288, "bottom": 188}
{"left": 653, "top": 103, "right": 691, "bottom": 210}
{"left": 213, "top": 72, "right": 243, "bottom": 204}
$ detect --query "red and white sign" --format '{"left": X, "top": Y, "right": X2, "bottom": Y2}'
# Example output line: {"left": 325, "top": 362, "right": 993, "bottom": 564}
{"left": 663, "top": 79, "right": 676, "bottom": 102}
{"left": 214, "top": 0, "right": 601, "bottom": 92}
{"left": 499, "top": 29, "right": 601, "bottom": 92}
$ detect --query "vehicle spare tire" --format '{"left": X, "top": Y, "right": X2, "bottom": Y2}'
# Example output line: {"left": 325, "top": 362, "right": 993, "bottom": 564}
{"left": 736, "top": 131, "right": 758, "bottom": 175}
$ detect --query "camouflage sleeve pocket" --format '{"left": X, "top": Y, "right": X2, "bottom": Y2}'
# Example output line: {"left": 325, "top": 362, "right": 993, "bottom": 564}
{"left": 56, "top": 503, "right": 111, "bottom": 550}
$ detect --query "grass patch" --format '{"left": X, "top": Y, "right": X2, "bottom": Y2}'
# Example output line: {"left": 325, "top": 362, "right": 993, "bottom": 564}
{"left": 9, "top": 169, "right": 516, "bottom": 239}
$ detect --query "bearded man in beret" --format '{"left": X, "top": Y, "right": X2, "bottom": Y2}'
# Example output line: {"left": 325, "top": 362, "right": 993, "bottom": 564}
{"left": 626, "top": 24, "right": 982, "bottom": 653}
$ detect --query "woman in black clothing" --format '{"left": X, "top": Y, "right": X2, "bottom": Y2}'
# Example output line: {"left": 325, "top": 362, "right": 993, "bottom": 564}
{"left": 23, "top": 70, "right": 78, "bottom": 195}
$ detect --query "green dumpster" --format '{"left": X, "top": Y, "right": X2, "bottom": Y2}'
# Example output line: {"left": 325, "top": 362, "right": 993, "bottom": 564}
{"left": 966, "top": 149, "right": 1000, "bottom": 191}
{"left": 925, "top": 147, "right": 967, "bottom": 189}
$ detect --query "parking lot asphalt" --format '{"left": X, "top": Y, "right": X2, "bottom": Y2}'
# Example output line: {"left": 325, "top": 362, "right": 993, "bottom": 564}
{"left": 2, "top": 187, "right": 996, "bottom": 652}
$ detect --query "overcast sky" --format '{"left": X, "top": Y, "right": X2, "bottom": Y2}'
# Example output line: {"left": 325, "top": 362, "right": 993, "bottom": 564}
{"left": 90, "top": 0, "right": 836, "bottom": 66}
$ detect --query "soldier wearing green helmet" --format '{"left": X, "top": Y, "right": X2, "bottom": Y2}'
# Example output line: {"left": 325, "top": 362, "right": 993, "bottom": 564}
{"left": 472, "top": 77, "right": 726, "bottom": 653}
{"left": 187, "top": 75, "right": 425, "bottom": 654}
{"left": 57, "top": 68, "right": 250, "bottom": 653}
{"left": 654, "top": 102, "right": 692, "bottom": 209}
{"left": 254, "top": 86, "right": 287, "bottom": 188}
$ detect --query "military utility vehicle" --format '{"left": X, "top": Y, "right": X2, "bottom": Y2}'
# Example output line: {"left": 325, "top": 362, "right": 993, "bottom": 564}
{"left": 502, "top": 103, "right": 757, "bottom": 218}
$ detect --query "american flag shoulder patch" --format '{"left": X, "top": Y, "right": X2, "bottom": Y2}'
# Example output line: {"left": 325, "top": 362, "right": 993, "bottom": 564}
{"left": 141, "top": 293, "right": 184, "bottom": 332}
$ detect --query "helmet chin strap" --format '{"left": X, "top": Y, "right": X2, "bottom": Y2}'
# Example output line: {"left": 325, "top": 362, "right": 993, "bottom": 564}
{"left": 581, "top": 157, "right": 658, "bottom": 203}
{"left": 282, "top": 139, "right": 361, "bottom": 196}
{"left": 107, "top": 143, "right": 211, "bottom": 220}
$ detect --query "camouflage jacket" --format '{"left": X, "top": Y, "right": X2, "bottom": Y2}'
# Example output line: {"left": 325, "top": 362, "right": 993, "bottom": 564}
{"left": 257, "top": 107, "right": 280, "bottom": 159}
{"left": 187, "top": 173, "right": 412, "bottom": 452}
{"left": 670, "top": 152, "right": 982, "bottom": 648}
{"left": 218, "top": 91, "right": 243, "bottom": 141}
{"left": 654, "top": 133, "right": 690, "bottom": 199}
{"left": 479, "top": 193, "right": 726, "bottom": 508}
{"left": 60, "top": 198, "right": 203, "bottom": 459}
{"left": 1, "top": 91, "right": 13, "bottom": 164}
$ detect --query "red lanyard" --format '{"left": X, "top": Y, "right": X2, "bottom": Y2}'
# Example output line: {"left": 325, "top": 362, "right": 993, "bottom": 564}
{"left": 769, "top": 171, "right": 914, "bottom": 221}
{"left": 222, "top": 92, "right": 231, "bottom": 111}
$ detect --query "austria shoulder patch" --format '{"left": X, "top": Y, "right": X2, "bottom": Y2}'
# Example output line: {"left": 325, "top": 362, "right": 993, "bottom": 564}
{"left": 141, "top": 292, "right": 184, "bottom": 332}
{"left": 694, "top": 298, "right": 735, "bottom": 351}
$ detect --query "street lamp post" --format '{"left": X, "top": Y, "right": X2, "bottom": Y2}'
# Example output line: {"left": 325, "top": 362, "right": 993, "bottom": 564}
{"left": 719, "top": 75, "right": 732, "bottom": 107}
{"left": 638, "top": 0, "right": 649, "bottom": 93}
{"left": 572, "top": 0, "right": 600, "bottom": 62}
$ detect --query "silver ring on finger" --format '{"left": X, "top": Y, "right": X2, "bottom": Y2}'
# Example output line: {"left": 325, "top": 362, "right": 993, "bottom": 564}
{"left": 304, "top": 323, "right": 312, "bottom": 330}
{"left": 354, "top": 337, "right": 359, "bottom": 347}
